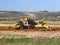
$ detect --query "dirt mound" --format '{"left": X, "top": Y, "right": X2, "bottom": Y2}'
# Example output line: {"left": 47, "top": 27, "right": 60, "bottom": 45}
{"left": 0, "top": 26, "right": 60, "bottom": 31}
{"left": 51, "top": 27, "right": 60, "bottom": 31}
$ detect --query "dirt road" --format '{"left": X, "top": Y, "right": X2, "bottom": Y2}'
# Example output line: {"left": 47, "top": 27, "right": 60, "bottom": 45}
{"left": 0, "top": 24, "right": 13, "bottom": 26}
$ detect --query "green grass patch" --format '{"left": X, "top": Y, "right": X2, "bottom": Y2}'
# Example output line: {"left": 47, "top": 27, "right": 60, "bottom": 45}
{"left": 0, "top": 20, "right": 60, "bottom": 26}
{"left": 49, "top": 24, "right": 60, "bottom": 25}
{"left": 0, "top": 38, "right": 60, "bottom": 45}
{"left": 0, "top": 20, "right": 16, "bottom": 24}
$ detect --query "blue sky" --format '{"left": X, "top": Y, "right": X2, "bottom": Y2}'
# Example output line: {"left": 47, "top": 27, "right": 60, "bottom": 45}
{"left": 0, "top": 0, "right": 60, "bottom": 12}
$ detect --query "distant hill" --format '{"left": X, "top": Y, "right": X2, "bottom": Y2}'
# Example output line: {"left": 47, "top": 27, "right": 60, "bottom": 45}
{"left": 0, "top": 11, "right": 60, "bottom": 21}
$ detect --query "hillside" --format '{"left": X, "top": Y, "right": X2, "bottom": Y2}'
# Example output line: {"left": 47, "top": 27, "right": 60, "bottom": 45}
{"left": 0, "top": 11, "right": 60, "bottom": 21}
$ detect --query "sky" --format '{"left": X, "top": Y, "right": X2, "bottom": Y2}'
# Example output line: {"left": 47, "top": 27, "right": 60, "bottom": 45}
{"left": 0, "top": 0, "right": 60, "bottom": 12}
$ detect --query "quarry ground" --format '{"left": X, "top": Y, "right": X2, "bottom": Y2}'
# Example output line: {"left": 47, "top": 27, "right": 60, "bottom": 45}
{"left": 0, "top": 24, "right": 60, "bottom": 39}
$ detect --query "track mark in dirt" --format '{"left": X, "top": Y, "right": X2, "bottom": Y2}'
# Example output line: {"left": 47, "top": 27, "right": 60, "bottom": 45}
{"left": 0, "top": 30, "right": 60, "bottom": 39}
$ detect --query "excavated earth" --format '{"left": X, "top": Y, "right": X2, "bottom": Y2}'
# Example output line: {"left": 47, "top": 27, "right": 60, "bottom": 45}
{"left": 0, "top": 24, "right": 60, "bottom": 39}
